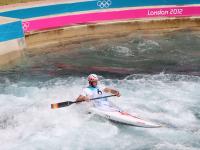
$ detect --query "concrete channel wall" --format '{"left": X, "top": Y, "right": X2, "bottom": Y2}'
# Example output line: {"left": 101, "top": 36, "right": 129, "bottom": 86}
{"left": 0, "top": 16, "right": 25, "bottom": 66}
{"left": 0, "top": 0, "right": 200, "bottom": 67}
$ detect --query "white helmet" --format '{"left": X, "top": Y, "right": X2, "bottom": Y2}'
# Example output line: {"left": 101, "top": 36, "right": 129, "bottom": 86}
{"left": 88, "top": 74, "right": 98, "bottom": 82}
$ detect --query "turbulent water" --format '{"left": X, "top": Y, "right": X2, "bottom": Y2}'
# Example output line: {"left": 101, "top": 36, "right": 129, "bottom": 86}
{"left": 0, "top": 30, "right": 200, "bottom": 150}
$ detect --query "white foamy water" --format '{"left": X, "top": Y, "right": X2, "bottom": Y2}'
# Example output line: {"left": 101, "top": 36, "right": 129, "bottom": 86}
{"left": 0, "top": 74, "right": 200, "bottom": 150}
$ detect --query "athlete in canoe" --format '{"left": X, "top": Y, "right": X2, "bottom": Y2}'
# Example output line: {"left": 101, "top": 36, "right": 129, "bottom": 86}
{"left": 76, "top": 74, "right": 120, "bottom": 104}
{"left": 75, "top": 74, "right": 161, "bottom": 128}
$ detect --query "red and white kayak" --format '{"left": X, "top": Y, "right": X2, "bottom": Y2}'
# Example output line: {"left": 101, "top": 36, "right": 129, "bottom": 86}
{"left": 90, "top": 104, "right": 161, "bottom": 128}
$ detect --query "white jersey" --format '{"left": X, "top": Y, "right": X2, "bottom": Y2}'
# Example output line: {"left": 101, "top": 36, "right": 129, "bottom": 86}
{"left": 80, "top": 85, "right": 105, "bottom": 98}
{"left": 80, "top": 85, "right": 109, "bottom": 107}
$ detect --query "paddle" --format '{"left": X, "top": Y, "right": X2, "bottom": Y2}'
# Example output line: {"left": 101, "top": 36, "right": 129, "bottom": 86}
{"left": 51, "top": 94, "right": 116, "bottom": 109}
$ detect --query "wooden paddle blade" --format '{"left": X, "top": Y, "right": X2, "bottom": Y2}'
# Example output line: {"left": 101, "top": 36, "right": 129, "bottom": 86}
{"left": 51, "top": 103, "right": 59, "bottom": 109}
{"left": 51, "top": 101, "right": 75, "bottom": 109}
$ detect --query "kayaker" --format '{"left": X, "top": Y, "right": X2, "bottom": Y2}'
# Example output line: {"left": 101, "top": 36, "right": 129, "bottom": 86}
{"left": 76, "top": 74, "right": 120, "bottom": 103}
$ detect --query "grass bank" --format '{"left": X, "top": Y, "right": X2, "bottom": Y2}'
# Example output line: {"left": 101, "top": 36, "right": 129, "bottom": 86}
{"left": 0, "top": 0, "right": 41, "bottom": 6}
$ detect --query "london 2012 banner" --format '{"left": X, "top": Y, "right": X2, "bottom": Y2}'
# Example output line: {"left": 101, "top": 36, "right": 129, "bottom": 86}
{"left": 22, "top": 5, "right": 200, "bottom": 33}
{"left": 1, "top": 0, "right": 198, "bottom": 32}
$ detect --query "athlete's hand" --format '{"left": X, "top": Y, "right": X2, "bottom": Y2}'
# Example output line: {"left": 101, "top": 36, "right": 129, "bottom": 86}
{"left": 115, "top": 91, "right": 121, "bottom": 97}
{"left": 76, "top": 95, "right": 90, "bottom": 102}
{"left": 84, "top": 96, "right": 90, "bottom": 102}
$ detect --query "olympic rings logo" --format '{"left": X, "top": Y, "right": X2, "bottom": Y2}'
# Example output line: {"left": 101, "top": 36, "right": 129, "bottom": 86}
{"left": 97, "top": 0, "right": 112, "bottom": 8}
{"left": 22, "top": 22, "right": 30, "bottom": 31}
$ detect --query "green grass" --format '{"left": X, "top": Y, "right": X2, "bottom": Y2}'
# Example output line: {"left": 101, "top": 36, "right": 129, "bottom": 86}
{"left": 0, "top": 0, "right": 42, "bottom": 6}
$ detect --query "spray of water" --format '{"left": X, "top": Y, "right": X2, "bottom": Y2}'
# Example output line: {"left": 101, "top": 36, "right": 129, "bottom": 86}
{"left": 0, "top": 73, "right": 199, "bottom": 150}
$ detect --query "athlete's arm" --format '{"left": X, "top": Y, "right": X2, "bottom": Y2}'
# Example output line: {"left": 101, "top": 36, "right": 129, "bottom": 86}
{"left": 76, "top": 95, "right": 90, "bottom": 102}
{"left": 104, "top": 88, "right": 121, "bottom": 97}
